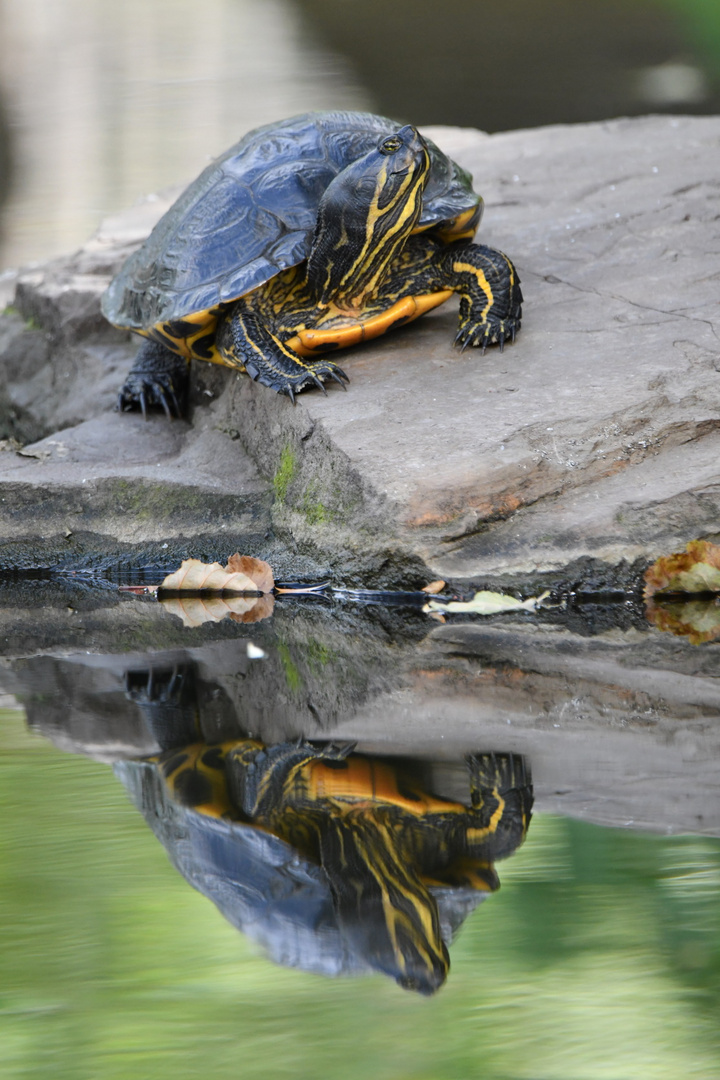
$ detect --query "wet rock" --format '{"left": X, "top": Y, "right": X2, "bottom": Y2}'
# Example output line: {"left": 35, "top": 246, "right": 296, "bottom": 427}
{"left": 4, "top": 593, "right": 719, "bottom": 835}
{"left": 1, "top": 116, "right": 719, "bottom": 585}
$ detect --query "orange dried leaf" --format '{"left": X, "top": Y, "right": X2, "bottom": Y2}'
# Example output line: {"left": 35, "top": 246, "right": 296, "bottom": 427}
{"left": 225, "top": 553, "right": 274, "bottom": 593}
{"left": 644, "top": 540, "right": 720, "bottom": 599}
{"left": 160, "top": 558, "right": 261, "bottom": 594}
{"left": 422, "top": 580, "right": 446, "bottom": 594}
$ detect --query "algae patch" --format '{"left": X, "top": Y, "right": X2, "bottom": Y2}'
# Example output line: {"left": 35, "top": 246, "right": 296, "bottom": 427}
{"left": 278, "top": 642, "right": 303, "bottom": 694}
{"left": 301, "top": 480, "right": 334, "bottom": 525}
{"left": 273, "top": 445, "right": 297, "bottom": 505}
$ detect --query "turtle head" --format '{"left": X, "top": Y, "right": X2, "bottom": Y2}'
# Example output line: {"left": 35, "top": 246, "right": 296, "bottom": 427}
{"left": 306, "top": 125, "right": 431, "bottom": 307}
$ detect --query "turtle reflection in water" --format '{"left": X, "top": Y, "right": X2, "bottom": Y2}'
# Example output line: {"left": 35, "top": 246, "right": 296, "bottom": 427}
{"left": 123, "top": 738, "right": 532, "bottom": 994}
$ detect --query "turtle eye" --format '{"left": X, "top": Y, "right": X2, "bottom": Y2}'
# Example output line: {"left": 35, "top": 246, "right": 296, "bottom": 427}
{"left": 379, "top": 136, "right": 402, "bottom": 155}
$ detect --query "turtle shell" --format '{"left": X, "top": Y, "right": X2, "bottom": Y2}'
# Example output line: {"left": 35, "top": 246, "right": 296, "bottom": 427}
{"left": 102, "top": 111, "right": 480, "bottom": 334}
{"left": 114, "top": 758, "right": 489, "bottom": 983}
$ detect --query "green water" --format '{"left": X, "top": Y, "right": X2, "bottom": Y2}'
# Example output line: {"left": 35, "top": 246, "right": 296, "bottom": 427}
{"left": 2, "top": 706, "right": 719, "bottom": 1080}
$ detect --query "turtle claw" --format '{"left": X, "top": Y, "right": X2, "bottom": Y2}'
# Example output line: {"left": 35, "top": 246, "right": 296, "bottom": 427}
{"left": 310, "top": 373, "right": 328, "bottom": 395}
{"left": 117, "top": 341, "right": 189, "bottom": 419}
{"left": 454, "top": 317, "right": 519, "bottom": 357}
{"left": 118, "top": 377, "right": 183, "bottom": 420}
{"left": 280, "top": 361, "right": 349, "bottom": 401}
{"left": 328, "top": 367, "right": 349, "bottom": 389}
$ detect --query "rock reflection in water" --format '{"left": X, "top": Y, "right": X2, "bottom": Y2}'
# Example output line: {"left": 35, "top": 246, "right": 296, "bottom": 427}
{"left": 117, "top": 662, "right": 532, "bottom": 994}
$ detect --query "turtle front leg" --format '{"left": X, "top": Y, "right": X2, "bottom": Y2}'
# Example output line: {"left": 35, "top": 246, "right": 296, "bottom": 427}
{"left": 217, "top": 306, "right": 349, "bottom": 403}
{"left": 442, "top": 242, "right": 522, "bottom": 353}
{"left": 117, "top": 338, "right": 189, "bottom": 419}
{"left": 462, "top": 751, "right": 533, "bottom": 861}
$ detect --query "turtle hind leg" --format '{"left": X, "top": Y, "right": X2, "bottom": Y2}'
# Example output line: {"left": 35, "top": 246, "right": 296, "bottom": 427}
{"left": 217, "top": 307, "right": 349, "bottom": 402}
{"left": 117, "top": 338, "right": 189, "bottom": 419}
{"left": 443, "top": 242, "right": 523, "bottom": 353}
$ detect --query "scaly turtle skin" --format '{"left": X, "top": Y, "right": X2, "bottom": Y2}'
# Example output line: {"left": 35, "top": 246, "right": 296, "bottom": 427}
{"left": 152, "top": 738, "right": 533, "bottom": 994}
{"left": 103, "top": 111, "right": 522, "bottom": 413}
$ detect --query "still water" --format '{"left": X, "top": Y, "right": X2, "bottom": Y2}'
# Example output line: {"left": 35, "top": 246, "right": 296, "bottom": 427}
{"left": 1, "top": 584, "right": 719, "bottom": 1077}
{"left": 1, "top": 0, "right": 719, "bottom": 1075}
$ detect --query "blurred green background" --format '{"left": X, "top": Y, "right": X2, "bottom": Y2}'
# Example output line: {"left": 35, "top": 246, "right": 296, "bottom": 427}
{"left": 2, "top": 705, "right": 719, "bottom": 1080}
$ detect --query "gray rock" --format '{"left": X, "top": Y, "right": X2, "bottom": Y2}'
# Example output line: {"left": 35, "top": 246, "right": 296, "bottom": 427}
{"left": 1, "top": 115, "right": 718, "bottom": 585}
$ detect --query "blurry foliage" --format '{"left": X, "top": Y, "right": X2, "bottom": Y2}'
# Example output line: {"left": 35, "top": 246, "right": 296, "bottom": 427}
{"left": 661, "top": 0, "right": 720, "bottom": 69}
{"left": 1, "top": 708, "right": 720, "bottom": 1078}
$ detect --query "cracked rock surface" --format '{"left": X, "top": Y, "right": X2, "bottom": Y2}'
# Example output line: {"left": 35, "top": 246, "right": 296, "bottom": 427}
{"left": 1, "top": 115, "right": 718, "bottom": 585}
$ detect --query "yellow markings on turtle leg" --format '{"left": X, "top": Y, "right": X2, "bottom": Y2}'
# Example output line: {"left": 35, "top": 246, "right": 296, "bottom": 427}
{"left": 222, "top": 313, "right": 320, "bottom": 378}
{"left": 285, "top": 290, "right": 453, "bottom": 356}
{"left": 465, "top": 790, "right": 506, "bottom": 844}
{"left": 453, "top": 260, "right": 494, "bottom": 320}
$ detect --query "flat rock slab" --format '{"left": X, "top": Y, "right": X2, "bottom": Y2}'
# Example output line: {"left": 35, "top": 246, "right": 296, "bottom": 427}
{"left": 1, "top": 115, "right": 719, "bottom": 584}
{"left": 0, "top": 411, "right": 271, "bottom": 550}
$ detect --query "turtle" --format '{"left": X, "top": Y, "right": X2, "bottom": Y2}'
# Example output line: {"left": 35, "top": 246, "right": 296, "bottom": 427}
{"left": 102, "top": 111, "right": 522, "bottom": 413}
{"left": 143, "top": 735, "right": 533, "bottom": 994}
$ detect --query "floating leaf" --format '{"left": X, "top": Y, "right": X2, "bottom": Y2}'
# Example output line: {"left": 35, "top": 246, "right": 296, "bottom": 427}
{"left": 644, "top": 540, "right": 720, "bottom": 599}
{"left": 159, "top": 554, "right": 274, "bottom": 595}
{"left": 646, "top": 597, "right": 720, "bottom": 645}
{"left": 424, "top": 590, "right": 550, "bottom": 615}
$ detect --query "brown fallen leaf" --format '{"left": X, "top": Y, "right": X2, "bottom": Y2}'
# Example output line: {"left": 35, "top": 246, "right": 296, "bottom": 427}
{"left": 225, "top": 553, "right": 275, "bottom": 593}
{"left": 160, "top": 592, "right": 274, "bottom": 628}
{"left": 159, "top": 554, "right": 274, "bottom": 595}
{"left": 644, "top": 540, "right": 720, "bottom": 599}
{"left": 422, "top": 580, "right": 446, "bottom": 595}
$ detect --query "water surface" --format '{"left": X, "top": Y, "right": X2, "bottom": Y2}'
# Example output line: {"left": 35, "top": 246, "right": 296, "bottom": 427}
{"left": 1, "top": 585, "right": 719, "bottom": 1077}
